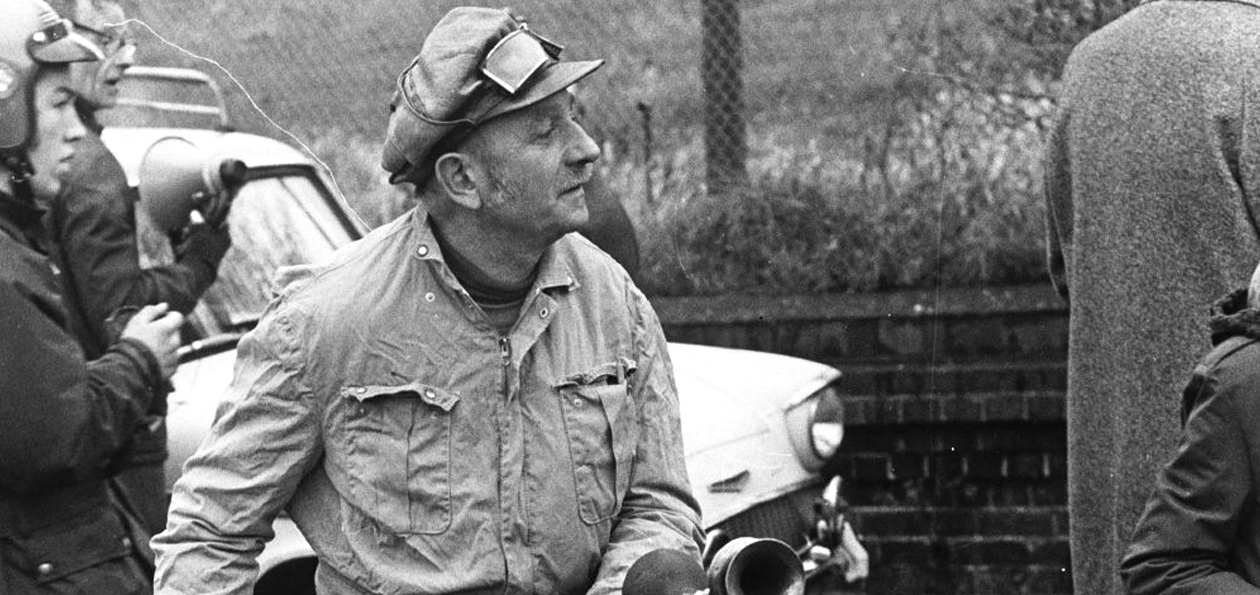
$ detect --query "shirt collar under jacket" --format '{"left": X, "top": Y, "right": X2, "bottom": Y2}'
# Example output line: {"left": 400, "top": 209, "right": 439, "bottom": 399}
{"left": 407, "top": 208, "right": 581, "bottom": 297}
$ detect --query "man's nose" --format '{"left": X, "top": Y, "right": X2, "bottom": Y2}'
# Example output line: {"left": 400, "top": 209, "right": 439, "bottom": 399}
{"left": 65, "top": 112, "right": 87, "bottom": 142}
{"left": 567, "top": 124, "right": 601, "bottom": 168}
{"left": 114, "top": 42, "right": 137, "bottom": 66}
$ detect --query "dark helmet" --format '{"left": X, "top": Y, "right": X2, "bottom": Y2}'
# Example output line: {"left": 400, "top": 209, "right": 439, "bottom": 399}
{"left": 0, "top": 0, "right": 101, "bottom": 152}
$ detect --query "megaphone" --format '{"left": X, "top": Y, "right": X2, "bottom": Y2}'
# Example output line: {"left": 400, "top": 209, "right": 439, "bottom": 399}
{"left": 137, "top": 136, "right": 248, "bottom": 231}
{"left": 705, "top": 537, "right": 805, "bottom": 595}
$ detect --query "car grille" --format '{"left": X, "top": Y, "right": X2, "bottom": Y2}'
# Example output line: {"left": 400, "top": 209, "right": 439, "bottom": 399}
{"left": 711, "top": 486, "right": 821, "bottom": 547}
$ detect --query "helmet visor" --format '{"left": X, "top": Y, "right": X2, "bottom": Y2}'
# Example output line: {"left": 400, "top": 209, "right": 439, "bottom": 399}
{"left": 27, "top": 18, "right": 102, "bottom": 65}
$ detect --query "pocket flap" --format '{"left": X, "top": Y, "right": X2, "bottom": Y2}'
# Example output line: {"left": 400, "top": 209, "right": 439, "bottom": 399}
{"left": 340, "top": 382, "right": 460, "bottom": 412}
{"left": 553, "top": 358, "right": 639, "bottom": 389}
{"left": 17, "top": 510, "right": 131, "bottom": 583}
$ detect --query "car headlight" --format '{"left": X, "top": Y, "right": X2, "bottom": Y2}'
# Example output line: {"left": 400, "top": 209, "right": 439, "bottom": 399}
{"left": 808, "top": 384, "right": 844, "bottom": 460}
{"left": 784, "top": 382, "right": 845, "bottom": 471}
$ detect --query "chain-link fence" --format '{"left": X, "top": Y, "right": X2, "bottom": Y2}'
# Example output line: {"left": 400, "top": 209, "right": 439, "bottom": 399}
{"left": 127, "top": 0, "right": 913, "bottom": 196}
{"left": 123, "top": 0, "right": 1058, "bottom": 295}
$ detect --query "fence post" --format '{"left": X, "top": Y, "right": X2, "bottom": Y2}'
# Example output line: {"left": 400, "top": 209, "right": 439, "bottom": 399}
{"left": 701, "top": 0, "right": 746, "bottom": 196}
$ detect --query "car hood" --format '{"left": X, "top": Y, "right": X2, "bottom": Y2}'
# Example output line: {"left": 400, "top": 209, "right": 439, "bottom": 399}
{"left": 669, "top": 343, "right": 839, "bottom": 525}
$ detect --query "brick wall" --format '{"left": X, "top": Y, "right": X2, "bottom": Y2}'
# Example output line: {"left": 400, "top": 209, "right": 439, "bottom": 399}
{"left": 654, "top": 284, "right": 1071, "bottom": 595}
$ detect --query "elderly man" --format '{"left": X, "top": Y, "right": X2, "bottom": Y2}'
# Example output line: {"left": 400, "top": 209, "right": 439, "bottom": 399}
{"left": 153, "top": 7, "right": 704, "bottom": 595}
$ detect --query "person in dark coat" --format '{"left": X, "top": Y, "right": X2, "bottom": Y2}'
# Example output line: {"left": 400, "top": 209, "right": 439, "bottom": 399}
{"left": 1121, "top": 268, "right": 1260, "bottom": 594}
{"left": 44, "top": 0, "right": 234, "bottom": 535}
{"left": 0, "top": 1, "right": 183, "bottom": 592}
{"left": 1043, "top": 1, "right": 1260, "bottom": 593}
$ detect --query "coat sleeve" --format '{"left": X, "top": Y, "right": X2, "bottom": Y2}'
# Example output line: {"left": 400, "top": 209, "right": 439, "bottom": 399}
{"left": 0, "top": 281, "right": 162, "bottom": 496}
{"left": 152, "top": 306, "right": 323, "bottom": 595}
{"left": 1121, "top": 348, "right": 1260, "bottom": 594}
{"left": 52, "top": 146, "right": 228, "bottom": 353}
{"left": 587, "top": 284, "right": 705, "bottom": 595}
{"left": 1043, "top": 106, "right": 1073, "bottom": 305}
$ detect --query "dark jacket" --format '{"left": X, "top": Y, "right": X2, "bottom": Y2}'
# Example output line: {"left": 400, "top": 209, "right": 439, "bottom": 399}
{"left": 0, "top": 190, "right": 164, "bottom": 594}
{"left": 47, "top": 122, "right": 229, "bottom": 360}
{"left": 1043, "top": 1, "right": 1260, "bottom": 592}
{"left": 1121, "top": 289, "right": 1260, "bottom": 594}
{"left": 45, "top": 120, "right": 228, "bottom": 533}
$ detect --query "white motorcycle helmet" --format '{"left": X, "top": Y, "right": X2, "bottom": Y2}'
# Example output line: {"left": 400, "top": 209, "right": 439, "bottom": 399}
{"left": 0, "top": 0, "right": 100, "bottom": 156}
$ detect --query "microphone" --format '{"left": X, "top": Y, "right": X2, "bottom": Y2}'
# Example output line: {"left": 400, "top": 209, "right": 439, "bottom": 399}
{"left": 623, "top": 548, "right": 707, "bottom": 595}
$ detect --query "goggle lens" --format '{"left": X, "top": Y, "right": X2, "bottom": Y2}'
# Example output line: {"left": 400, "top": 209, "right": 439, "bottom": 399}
{"left": 481, "top": 26, "right": 563, "bottom": 95}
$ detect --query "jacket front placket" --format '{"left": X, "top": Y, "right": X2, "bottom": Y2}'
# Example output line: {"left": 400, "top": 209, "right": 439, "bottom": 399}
{"left": 494, "top": 266, "right": 575, "bottom": 590}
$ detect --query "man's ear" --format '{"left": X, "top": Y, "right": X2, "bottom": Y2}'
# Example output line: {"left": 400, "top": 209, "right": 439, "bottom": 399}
{"left": 434, "top": 152, "right": 482, "bottom": 210}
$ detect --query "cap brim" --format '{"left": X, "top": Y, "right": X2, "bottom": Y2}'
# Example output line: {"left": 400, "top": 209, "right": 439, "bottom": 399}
{"left": 480, "top": 58, "right": 604, "bottom": 123}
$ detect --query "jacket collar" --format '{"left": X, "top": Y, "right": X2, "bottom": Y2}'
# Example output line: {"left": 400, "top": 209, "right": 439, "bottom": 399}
{"left": 1209, "top": 288, "right": 1260, "bottom": 344}
{"left": 409, "top": 209, "right": 578, "bottom": 295}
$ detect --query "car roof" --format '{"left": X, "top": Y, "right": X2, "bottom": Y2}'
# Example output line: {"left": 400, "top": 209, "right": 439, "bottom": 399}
{"left": 100, "top": 127, "right": 319, "bottom": 188}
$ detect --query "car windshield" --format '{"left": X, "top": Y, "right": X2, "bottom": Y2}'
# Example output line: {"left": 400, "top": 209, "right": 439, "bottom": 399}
{"left": 137, "top": 167, "right": 357, "bottom": 343}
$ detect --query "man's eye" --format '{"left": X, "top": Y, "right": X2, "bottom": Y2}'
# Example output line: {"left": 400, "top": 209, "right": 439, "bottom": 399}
{"left": 536, "top": 122, "right": 558, "bottom": 140}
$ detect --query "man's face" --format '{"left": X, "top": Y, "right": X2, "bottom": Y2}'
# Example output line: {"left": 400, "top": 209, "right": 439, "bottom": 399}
{"left": 70, "top": 0, "right": 134, "bottom": 108}
{"left": 27, "top": 69, "right": 87, "bottom": 199}
{"left": 467, "top": 91, "right": 601, "bottom": 245}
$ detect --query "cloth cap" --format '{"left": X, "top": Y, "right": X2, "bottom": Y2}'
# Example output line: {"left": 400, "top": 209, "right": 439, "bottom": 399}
{"left": 381, "top": 7, "right": 603, "bottom": 186}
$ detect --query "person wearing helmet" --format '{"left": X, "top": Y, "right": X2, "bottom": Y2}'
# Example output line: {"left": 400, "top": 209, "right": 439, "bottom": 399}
{"left": 153, "top": 7, "right": 702, "bottom": 595}
{"left": 39, "top": 0, "right": 234, "bottom": 537}
{"left": 0, "top": 1, "right": 184, "bottom": 593}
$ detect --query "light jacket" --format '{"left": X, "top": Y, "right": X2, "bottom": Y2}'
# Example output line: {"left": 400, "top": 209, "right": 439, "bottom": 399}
{"left": 0, "top": 190, "right": 163, "bottom": 594}
{"left": 153, "top": 209, "right": 704, "bottom": 595}
{"left": 1122, "top": 289, "right": 1260, "bottom": 594}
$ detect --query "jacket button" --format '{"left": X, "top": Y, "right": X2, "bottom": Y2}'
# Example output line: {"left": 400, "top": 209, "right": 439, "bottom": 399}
{"left": 417, "top": 245, "right": 429, "bottom": 257}
{"left": 424, "top": 292, "right": 436, "bottom": 302}
{"left": 37, "top": 562, "right": 53, "bottom": 575}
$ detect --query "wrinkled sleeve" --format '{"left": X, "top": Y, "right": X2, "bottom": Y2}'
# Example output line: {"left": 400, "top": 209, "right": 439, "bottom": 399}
{"left": 152, "top": 305, "right": 323, "bottom": 595}
{"left": 0, "top": 281, "right": 162, "bottom": 495}
{"left": 588, "top": 285, "right": 705, "bottom": 595}
{"left": 1121, "top": 353, "right": 1260, "bottom": 594}
{"left": 1043, "top": 106, "right": 1073, "bottom": 305}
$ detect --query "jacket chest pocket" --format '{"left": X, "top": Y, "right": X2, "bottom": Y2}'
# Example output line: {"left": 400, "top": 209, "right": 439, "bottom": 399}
{"left": 556, "top": 362, "right": 638, "bottom": 524}
{"left": 335, "top": 382, "right": 459, "bottom": 535}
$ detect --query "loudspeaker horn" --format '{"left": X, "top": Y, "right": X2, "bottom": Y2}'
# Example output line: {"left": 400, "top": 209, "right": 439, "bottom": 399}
{"left": 137, "top": 136, "right": 247, "bottom": 231}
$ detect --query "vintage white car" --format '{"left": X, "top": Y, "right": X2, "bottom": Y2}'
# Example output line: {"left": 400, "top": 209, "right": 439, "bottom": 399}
{"left": 99, "top": 66, "right": 867, "bottom": 594}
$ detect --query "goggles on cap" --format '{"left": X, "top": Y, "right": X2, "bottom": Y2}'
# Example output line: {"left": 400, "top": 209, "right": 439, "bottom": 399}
{"left": 480, "top": 23, "right": 563, "bottom": 95}
{"left": 28, "top": 17, "right": 103, "bottom": 64}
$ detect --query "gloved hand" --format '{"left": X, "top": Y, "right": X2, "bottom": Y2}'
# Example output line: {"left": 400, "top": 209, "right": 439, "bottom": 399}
{"left": 198, "top": 184, "right": 238, "bottom": 230}
{"left": 172, "top": 221, "right": 231, "bottom": 266}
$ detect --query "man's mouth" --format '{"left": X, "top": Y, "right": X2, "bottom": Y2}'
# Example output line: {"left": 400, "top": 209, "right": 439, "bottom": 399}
{"left": 562, "top": 176, "right": 592, "bottom": 197}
